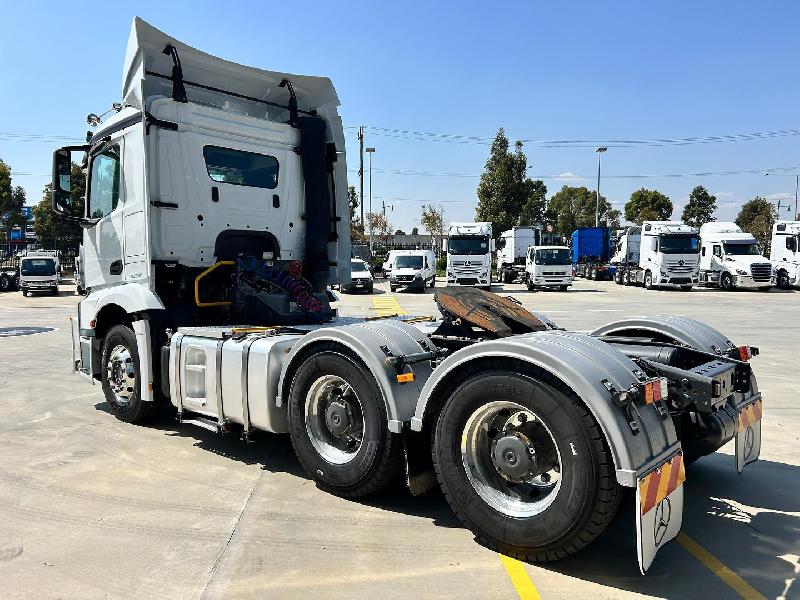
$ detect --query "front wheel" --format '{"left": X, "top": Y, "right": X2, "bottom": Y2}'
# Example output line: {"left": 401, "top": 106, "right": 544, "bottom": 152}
{"left": 0, "top": 275, "right": 10, "bottom": 292}
{"left": 433, "top": 365, "right": 621, "bottom": 561}
{"left": 100, "top": 324, "right": 156, "bottom": 423}
{"left": 559, "top": 285, "right": 569, "bottom": 291}
{"left": 777, "top": 270, "right": 790, "bottom": 289}
{"left": 287, "top": 347, "right": 403, "bottom": 498}
{"left": 644, "top": 270, "right": 654, "bottom": 289}
{"left": 720, "top": 272, "right": 734, "bottom": 291}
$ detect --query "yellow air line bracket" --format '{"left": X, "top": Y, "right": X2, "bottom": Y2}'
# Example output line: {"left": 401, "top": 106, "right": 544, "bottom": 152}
{"left": 194, "top": 260, "right": 235, "bottom": 307}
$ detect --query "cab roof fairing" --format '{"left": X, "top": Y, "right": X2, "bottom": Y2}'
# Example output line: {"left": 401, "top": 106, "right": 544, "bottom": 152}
{"left": 121, "top": 18, "right": 342, "bottom": 136}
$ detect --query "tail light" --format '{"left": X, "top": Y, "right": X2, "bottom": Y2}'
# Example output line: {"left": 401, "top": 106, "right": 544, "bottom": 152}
{"left": 737, "top": 345, "right": 756, "bottom": 361}
{"left": 642, "top": 377, "right": 668, "bottom": 404}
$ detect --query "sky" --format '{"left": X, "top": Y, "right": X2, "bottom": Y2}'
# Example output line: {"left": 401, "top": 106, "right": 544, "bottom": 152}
{"left": 2, "top": 1, "right": 800, "bottom": 232}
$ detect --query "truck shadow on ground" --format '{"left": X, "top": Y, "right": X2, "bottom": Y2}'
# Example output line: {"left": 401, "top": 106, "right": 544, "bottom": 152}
{"left": 539, "top": 454, "right": 799, "bottom": 600}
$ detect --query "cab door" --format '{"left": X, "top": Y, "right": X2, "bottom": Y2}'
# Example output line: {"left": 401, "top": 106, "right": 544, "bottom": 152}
{"left": 83, "top": 137, "right": 125, "bottom": 289}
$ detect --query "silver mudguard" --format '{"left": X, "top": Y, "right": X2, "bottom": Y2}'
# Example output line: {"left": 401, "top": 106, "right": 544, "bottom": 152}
{"left": 409, "top": 330, "right": 680, "bottom": 487}
{"left": 278, "top": 319, "right": 437, "bottom": 434}
{"left": 590, "top": 315, "right": 735, "bottom": 354}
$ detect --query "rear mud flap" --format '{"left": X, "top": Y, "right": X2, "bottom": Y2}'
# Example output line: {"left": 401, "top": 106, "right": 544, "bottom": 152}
{"left": 636, "top": 451, "right": 686, "bottom": 574}
{"left": 735, "top": 399, "right": 762, "bottom": 473}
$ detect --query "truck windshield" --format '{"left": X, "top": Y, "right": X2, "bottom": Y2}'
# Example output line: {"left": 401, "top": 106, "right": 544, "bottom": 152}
{"left": 350, "top": 260, "right": 368, "bottom": 272}
{"left": 723, "top": 243, "right": 760, "bottom": 256}
{"left": 535, "top": 249, "right": 571, "bottom": 265}
{"left": 395, "top": 255, "right": 423, "bottom": 269}
{"left": 659, "top": 235, "right": 699, "bottom": 254}
{"left": 21, "top": 259, "right": 56, "bottom": 276}
{"left": 449, "top": 237, "right": 488, "bottom": 255}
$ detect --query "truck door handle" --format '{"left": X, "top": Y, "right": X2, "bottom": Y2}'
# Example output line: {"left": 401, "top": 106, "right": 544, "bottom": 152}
{"left": 211, "top": 187, "right": 219, "bottom": 203}
{"left": 110, "top": 260, "right": 123, "bottom": 275}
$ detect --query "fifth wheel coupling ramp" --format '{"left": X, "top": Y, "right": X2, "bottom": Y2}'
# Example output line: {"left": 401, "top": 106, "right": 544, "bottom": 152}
{"left": 434, "top": 287, "right": 549, "bottom": 337}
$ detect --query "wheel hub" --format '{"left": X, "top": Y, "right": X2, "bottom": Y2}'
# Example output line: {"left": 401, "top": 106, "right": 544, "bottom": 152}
{"left": 492, "top": 434, "right": 535, "bottom": 481}
{"left": 107, "top": 345, "right": 135, "bottom": 405}
{"left": 325, "top": 400, "right": 351, "bottom": 436}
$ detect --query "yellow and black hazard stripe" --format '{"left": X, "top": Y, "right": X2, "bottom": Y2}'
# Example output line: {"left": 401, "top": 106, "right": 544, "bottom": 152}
{"left": 639, "top": 452, "right": 686, "bottom": 515}
{"left": 738, "top": 399, "right": 762, "bottom": 432}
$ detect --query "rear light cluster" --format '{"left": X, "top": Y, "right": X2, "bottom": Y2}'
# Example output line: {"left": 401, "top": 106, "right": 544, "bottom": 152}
{"left": 642, "top": 377, "right": 669, "bottom": 404}
{"left": 737, "top": 345, "right": 753, "bottom": 361}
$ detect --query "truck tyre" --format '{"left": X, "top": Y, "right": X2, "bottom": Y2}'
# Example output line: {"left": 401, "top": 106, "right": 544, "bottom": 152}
{"left": 390, "top": 285, "right": 397, "bottom": 292}
{"left": 100, "top": 324, "right": 156, "bottom": 424}
{"left": 614, "top": 270, "right": 623, "bottom": 285}
{"left": 559, "top": 285, "right": 569, "bottom": 292}
{"left": 680, "top": 285, "right": 693, "bottom": 292}
{"left": 432, "top": 362, "right": 621, "bottom": 561}
{"left": 720, "top": 272, "right": 734, "bottom": 291}
{"left": 287, "top": 346, "right": 403, "bottom": 498}
{"left": 0, "top": 274, "right": 9, "bottom": 292}
{"left": 777, "top": 269, "right": 790, "bottom": 289}
{"left": 588, "top": 267, "right": 595, "bottom": 280}
{"left": 51, "top": 286, "right": 59, "bottom": 296}
{"left": 429, "top": 276, "right": 436, "bottom": 289}
{"left": 644, "top": 270, "right": 654, "bottom": 289}
{"left": 526, "top": 277, "right": 535, "bottom": 292}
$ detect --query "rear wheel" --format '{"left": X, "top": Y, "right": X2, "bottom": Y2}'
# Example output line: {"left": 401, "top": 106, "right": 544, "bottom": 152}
{"left": 526, "top": 275, "right": 535, "bottom": 291}
{"left": 0, "top": 274, "right": 10, "bottom": 292}
{"left": 100, "top": 324, "right": 157, "bottom": 423}
{"left": 432, "top": 364, "right": 621, "bottom": 561}
{"left": 287, "top": 347, "right": 403, "bottom": 498}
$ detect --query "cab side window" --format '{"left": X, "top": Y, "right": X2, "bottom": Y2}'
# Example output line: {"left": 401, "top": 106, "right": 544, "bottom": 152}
{"left": 787, "top": 237, "right": 797, "bottom": 252}
{"left": 88, "top": 145, "right": 121, "bottom": 219}
{"left": 203, "top": 146, "right": 279, "bottom": 189}
{"left": 713, "top": 245, "right": 722, "bottom": 257}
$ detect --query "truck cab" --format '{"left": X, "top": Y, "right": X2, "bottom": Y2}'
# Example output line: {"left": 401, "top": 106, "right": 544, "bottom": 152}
{"left": 639, "top": 221, "right": 699, "bottom": 289}
{"left": 524, "top": 245, "right": 573, "bottom": 291}
{"left": 771, "top": 221, "right": 800, "bottom": 288}
{"left": 699, "top": 222, "right": 773, "bottom": 290}
{"left": 496, "top": 225, "right": 540, "bottom": 283}
{"left": 20, "top": 252, "right": 60, "bottom": 296}
{"left": 445, "top": 221, "right": 493, "bottom": 290}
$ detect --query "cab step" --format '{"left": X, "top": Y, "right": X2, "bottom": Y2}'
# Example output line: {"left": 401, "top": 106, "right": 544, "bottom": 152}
{"left": 178, "top": 412, "right": 225, "bottom": 433}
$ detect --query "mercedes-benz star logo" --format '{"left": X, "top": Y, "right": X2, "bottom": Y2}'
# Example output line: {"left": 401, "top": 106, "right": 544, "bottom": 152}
{"left": 653, "top": 497, "right": 672, "bottom": 547}
{"left": 465, "top": 261, "right": 472, "bottom": 267}
{"left": 744, "top": 426, "right": 755, "bottom": 461}
{"left": 678, "top": 259, "right": 685, "bottom": 266}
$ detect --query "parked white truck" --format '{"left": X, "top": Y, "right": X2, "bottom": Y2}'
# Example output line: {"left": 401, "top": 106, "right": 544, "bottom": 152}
{"left": 524, "top": 245, "right": 573, "bottom": 291}
{"left": 497, "top": 225, "right": 541, "bottom": 283}
{"left": 51, "top": 18, "right": 764, "bottom": 573}
{"left": 612, "top": 222, "right": 700, "bottom": 290}
{"left": 698, "top": 223, "right": 773, "bottom": 291}
{"left": 444, "top": 222, "right": 493, "bottom": 289}
{"left": 20, "top": 251, "right": 61, "bottom": 296}
{"left": 771, "top": 221, "right": 800, "bottom": 289}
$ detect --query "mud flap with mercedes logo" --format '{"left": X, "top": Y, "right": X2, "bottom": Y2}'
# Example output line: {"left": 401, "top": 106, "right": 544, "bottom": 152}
{"left": 635, "top": 451, "right": 686, "bottom": 573}
{"left": 735, "top": 398, "right": 762, "bottom": 473}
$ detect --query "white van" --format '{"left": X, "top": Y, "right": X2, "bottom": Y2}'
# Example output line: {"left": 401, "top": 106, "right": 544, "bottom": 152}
{"left": 389, "top": 250, "right": 436, "bottom": 292}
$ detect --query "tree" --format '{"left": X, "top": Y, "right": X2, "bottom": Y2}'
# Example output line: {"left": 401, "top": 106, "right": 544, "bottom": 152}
{"left": 545, "top": 185, "right": 614, "bottom": 235}
{"left": 394, "top": 229, "right": 406, "bottom": 235}
{"left": 420, "top": 203, "right": 445, "bottom": 253}
{"left": 475, "top": 128, "right": 547, "bottom": 235}
{"left": 624, "top": 188, "right": 673, "bottom": 224}
{"left": 348, "top": 185, "right": 365, "bottom": 242}
{"left": 411, "top": 226, "right": 419, "bottom": 235}
{"left": 681, "top": 186, "right": 717, "bottom": 228}
{"left": 606, "top": 208, "right": 622, "bottom": 230}
{"left": 735, "top": 196, "right": 775, "bottom": 252}
{"left": 0, "top": 159, "right": 28, "bottom": 238}
{"left": 366, "top": 211, "right": 391, "bottom": 247}
{"left": 32, "top": 162, "right": 86, "bottom": 247}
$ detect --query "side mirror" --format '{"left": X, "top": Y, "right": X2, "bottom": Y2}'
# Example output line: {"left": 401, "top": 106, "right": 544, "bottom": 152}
{"left": 51, "top": 145, "right": 89, "bottom": 221}
{"left": 490, "top": 239, "right": 496, "bottom": 252}
{"left": 442, "top": 239, "right": 448, "bottom": 252}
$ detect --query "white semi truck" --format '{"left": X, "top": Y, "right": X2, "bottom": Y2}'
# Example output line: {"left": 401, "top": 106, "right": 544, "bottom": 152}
{"left": 444, "top": 222, "right": 493, "bottom": 290}
{"left": 771, "top": 221, "right": 800, "bottom": 289}
{"left": 51, "top": 18, "right": 764, "bottom": 573}
{"left": 497, "top": 225, "right": 541, "bottom": 283}
{"left": 612, "top": 221, "right": 700, "bottom": 290}
{"left": 698, "top": 222, "right": 773, "bottom": 291}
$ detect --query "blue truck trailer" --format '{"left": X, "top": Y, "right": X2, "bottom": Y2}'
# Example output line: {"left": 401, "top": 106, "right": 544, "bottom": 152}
{"left": 571, "top": 226, "right": 614, "bottom": 280}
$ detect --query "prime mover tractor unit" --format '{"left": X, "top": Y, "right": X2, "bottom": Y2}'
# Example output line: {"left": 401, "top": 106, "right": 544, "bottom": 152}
{"left": 771, "top": 221, "right": 800, "bottom": 289}
{"left": 444, "top": 222, "right": 493, "bottom": 289}
{"left": 612, "top": 222, "right": 700, "bottom": 290}
{"left": 698, "top": 222, "right": 773, "bottom": 291}
{"left": 52, "top": 18, "right": 764, "bottom": 574}
{"left": 497, "top": 225, "right": 541, "bottom": 283}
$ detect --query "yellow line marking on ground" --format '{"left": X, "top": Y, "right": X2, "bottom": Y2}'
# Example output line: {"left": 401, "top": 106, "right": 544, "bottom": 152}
{"left": 499, "top": 554, "right": 542, "bottom": 600}
{"left": 677, "top": 532, "right": 767, "bottom": 600}
{"left": 371, "top": 296, "right": 407, "bottom": 316}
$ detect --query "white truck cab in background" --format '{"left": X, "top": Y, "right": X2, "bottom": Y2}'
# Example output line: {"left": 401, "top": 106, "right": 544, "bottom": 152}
{"left": 497, "top": 225, "right": 541, "bottom": 283}
{"left": 613, "top": 221, "right": 699, "bottom": 290}
{"left": 20, "top": 251, "right": 61, "bottom": 296}
{"left": 699, "top": 222, "right": 773, "bottom": 290}
{"left": 771, "top": 220, "right": 800, "bottom": 288}
{"left": 524, "top": 245, "right": 573, "bottom": 291}
{"left": 445, "top": 221, "right": 493, "bottom": 290}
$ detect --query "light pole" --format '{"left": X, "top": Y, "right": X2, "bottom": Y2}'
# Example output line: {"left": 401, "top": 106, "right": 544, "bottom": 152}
{"left": 366, "top": 147, "right": 376, "bottom": 252}
{"left": 764, "top": 172, "right": 798, "bottom": 219}
{"left": 595, "top": 147, "right": 608, "bottom": 227}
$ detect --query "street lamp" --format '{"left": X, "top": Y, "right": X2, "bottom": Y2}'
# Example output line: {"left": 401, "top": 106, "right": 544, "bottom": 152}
{"left": 595, "top": 147, "right": 608, "bottom": 227}
{"left": 366, "top": 147, "right": 376, "bottom": 252}
{"left": 764, "top": 172, "right": 798, "bottom": 219}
